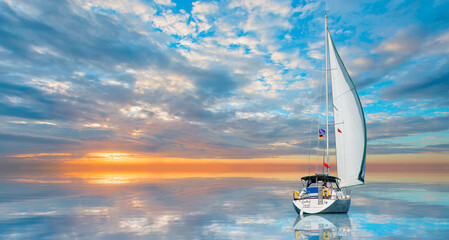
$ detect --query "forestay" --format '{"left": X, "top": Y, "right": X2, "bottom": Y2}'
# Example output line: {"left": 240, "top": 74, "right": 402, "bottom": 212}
{"left": 327, "top": 31, "right": 366, "bottom": 188}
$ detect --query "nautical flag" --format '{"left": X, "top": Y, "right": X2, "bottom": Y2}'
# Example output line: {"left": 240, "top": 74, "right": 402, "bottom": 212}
{"left": 323, "top": 162, "right": 330, "bottom": 168}
{"left": 319, "top": 134, "right": 324, "bottom": 139}
{"left": 319, "top": 128, "right": 326, "bottom": 135}
{"left": 338, "top": 128, "right": 342, "bottom": 133}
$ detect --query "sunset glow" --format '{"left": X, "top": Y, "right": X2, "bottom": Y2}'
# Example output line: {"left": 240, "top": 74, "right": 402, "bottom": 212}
{"left": 0, "top": 0, "right": 447, "bottom": 184}
{"left": 1, "top": 1, "right": 448, "bottom": 239}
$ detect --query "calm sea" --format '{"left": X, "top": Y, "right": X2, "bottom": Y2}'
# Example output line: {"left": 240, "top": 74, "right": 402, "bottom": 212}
{"left": 1, "top": 173, "right": 448, "bottom": 239}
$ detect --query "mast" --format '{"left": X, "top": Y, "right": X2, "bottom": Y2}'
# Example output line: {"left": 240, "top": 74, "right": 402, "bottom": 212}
{"left": 325, "top": 12, "right": 329, "bottom": 174}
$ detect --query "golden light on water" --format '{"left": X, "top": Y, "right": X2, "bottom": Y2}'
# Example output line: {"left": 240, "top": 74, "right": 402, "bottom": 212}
{"left": 9, "top": 169, "right": 449, "bottom": 186}
{"left": 7, "top": 164, "right": 448, "bottom": 185}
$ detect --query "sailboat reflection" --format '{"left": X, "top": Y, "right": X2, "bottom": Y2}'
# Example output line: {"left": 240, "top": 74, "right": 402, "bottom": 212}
{"left": 293, "top": 214, "right": 351, "bottom": 239}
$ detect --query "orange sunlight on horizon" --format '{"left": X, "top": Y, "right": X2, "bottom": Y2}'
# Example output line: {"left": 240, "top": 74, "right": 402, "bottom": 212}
{"left": 59, "top": 151, "right": 449, "bottom": 166}
{"left": 5, "top": 152, "right": 448, "bottom": 185}
{"left": 64, "top": 152, "right": 313, "bottom": 165}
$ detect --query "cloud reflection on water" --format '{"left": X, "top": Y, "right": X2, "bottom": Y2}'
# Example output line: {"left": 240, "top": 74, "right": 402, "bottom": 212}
{"left": 293, "top": 214, "right": 351, "bottom": 239}
{"left": 0, "top": 173, "right": 448, "bottom": 239}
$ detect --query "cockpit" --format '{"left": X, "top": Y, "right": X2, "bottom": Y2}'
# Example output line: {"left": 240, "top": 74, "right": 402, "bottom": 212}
{"left": 301, "top": 174, "right": 341, "bottom": 190}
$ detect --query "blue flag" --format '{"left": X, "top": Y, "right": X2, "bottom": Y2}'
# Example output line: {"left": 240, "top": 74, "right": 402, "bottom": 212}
{"left": 319, "top": 128, "right": 326, "bottom": 135}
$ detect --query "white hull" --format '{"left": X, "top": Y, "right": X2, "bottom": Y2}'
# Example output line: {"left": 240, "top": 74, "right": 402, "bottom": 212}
{"left": 292, "top": 198, "right": 350, "bottom": 214}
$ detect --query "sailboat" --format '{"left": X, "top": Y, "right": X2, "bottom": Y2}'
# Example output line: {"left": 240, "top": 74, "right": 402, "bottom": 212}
{"left": 292, "top": 12, "right": 366, "bottom": 214}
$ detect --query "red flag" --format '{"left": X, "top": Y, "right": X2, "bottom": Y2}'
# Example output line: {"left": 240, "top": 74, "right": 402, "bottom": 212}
{"left": 323, "top": 162, "right": 330, "bottom": 168}
{"left": 338, "top": 128, "right": 342, "bottom": 133}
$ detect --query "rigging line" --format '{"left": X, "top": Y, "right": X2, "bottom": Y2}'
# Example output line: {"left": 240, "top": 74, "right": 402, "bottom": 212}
{"left": 306, "top": 79, "right": 320, "bottom": 176}
{"left": 322, "top": 145, "right": 326, "bottom": 173}
{"left": 306, "top": 84, "right": 317, "bottom": 176}
{"left": 306, "top": 117, "right": 314, "bottom": 176}
{"left": 324, "top": 9, "right": 329, "bottom": 173}
{"left": 309, "top": 3, "right": 328, "bottom": 175}
{"left": 306, "top": 100, "right": 315, "bottom": 176}
{"left": 310, "top": 56, "right": 324, "bottom": 174}
{"left": 306, "top": 55, "right": 325, "bottom": 176}
{"left": 315, "top": 80, "right": 324, "bottom": 173}
{"left": 309, "top": 104, "right": 321, "bottom": 176}
{"left": 333, "top": 87, "right": 356, "bottom": 101}
{"left": 315, "top": 68, "right": 337, "bottom": 71}
{"left": 306, "top": 60, "right": 324, "bottom": 177}
{"left": 319, "top": 28, "right": 328, "bottom": 174}
{"left": 315, "top": 133, "right": 320, "bottom": 173}
{"left": 325, "top": 0, "right": 329, "bottom": 14}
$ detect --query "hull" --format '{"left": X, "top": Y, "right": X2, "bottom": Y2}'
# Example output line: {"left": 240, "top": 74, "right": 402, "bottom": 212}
{"left": 292, "top": 198, "right": 350, "bottom": 214}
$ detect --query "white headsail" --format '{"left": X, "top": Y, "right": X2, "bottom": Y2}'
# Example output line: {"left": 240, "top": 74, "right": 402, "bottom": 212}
{"left": 327, "top": 31, "right": 366, "bottom": 188}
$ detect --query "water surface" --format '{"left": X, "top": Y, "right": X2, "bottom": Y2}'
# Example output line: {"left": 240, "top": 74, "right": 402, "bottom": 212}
{"left": 0, "top": 173, "right": 448, "bottom": 239}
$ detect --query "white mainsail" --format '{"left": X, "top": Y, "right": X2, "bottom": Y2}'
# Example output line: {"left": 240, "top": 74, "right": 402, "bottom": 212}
{"left": 327, "top": 31, "right": 366, "bottom": 188}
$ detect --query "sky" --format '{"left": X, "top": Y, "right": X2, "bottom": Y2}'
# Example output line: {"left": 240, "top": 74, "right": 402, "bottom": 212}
{"left": 0, "top": 0, "right": 448, "bottom": 174}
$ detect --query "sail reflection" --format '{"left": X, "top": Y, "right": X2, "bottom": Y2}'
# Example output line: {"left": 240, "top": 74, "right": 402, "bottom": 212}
{"left": 293, "top": 214, "right": 351, "bottom": 240}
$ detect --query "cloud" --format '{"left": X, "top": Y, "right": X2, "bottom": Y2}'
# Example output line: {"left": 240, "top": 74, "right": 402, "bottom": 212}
{"left": 367, "top": 116, "right": 449, "bottom": 141}
{"left": 154, "top": 0, "right": 175, "bottom": 7}
{"left": 367, "top": 142, "right": 449, "bottom": 155}
{"left": 0, "top": 0, "right": 448, "bottom": 160}
{"left": 152, "top": 9, "right": 196, "bottom": 36}
{"left": 381, "top": 69, "right": 449, "bottom": 104}
{"left": 76, "top": 0, "right": 156, "bottom": 21}
{"left": 294, "top": 1, "right": 320, "bottom": 19}
{"left": 372, "top": 25, "right": 425, "bottom": 67}
{"left": 0, "top": 132, "right": 79, "bottom": 145}
{"left": 229, "top": 0, "right": 292, "bottom": 17}
{"left": 192, "top": 1, "right": 218, "bottom": 15}
{"left": 0, "top": 81, "right": 82, "bottom": 120}
{"left": 0, "top": 132, "right": 81, "bottom": 157}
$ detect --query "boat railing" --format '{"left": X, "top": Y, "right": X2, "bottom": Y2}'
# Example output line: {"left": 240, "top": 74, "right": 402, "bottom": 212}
{"left": 300, "top": 187, "right": 343, "bottom": 200}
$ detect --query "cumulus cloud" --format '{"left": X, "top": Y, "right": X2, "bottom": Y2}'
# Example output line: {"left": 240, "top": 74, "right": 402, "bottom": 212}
{"left": 372, "top": 25, "right": 425, "bottom": 66}
{"left": 381, "top": 69, "right": 449, "bottom": 104}
{"left": 76, "top": 0, "right": 156, "bottom": 21}
{"left": 368, "top": 116, "right": 449, "bottom": 141}
{"left": 0, "top": 0, "right": 448, "bottom": 161}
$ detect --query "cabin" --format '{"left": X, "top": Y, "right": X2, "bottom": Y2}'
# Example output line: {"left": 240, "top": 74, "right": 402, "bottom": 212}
{"left": 298, "top": 174, "right": 341, "bottom": 199}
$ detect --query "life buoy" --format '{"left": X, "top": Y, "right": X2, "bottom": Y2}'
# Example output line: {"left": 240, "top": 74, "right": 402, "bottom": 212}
{"left": 323, "top": 231, "right": 330, "bottom": 239}
{"left": 295, "top": 230, "right": 300, "bottom": 239}
{"left": 322, "top": 188, "right": 329, "bottom": 197}
{"left": 293, "top": 191, "right": 300, "bottom": 200}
